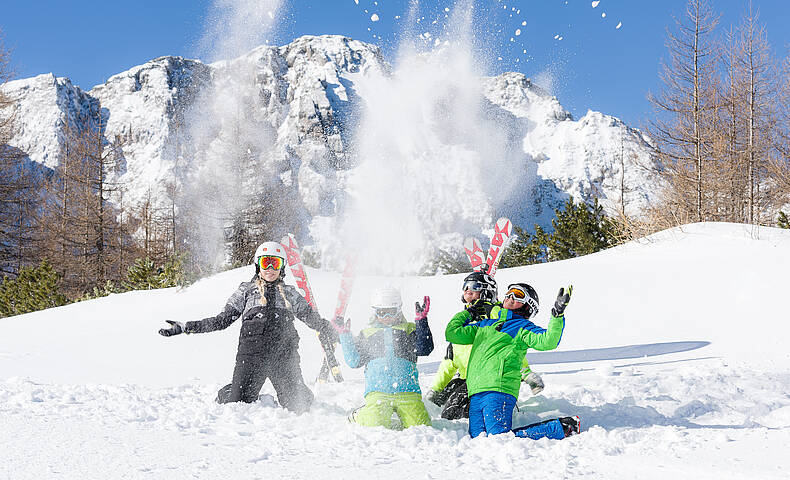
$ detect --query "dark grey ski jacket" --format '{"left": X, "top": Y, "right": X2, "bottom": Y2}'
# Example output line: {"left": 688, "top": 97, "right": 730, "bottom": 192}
{"left": 184, "top": 278, "right": 336, "bottom": 355}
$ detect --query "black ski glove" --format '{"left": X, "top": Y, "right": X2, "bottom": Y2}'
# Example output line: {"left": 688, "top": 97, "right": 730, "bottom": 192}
{"left": 332, "top": 315, "right": 351, "bottom": 334}
{"left": 159, "top": 320, "right": 185, "bottom": 337}
{"left": 551, "top": 286, "right": 573, "bottom": 317}
{"left": 319, "top": 321, "right": 340, "bottom": 346}
{"left": 425, "top": 389, "right": 444, "bottom": 407}
{"left": 465, "top": 299, "right": 489, "bottom": 318}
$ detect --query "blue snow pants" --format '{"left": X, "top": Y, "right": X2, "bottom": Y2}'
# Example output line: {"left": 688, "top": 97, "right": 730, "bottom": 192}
{"left": 468, "top": 391, "right": 565, "bottom": 440}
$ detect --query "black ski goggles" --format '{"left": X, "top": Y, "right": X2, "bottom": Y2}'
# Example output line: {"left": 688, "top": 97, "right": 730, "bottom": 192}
{"left": 463, "top": 280, "right": 487, "bottom": 292}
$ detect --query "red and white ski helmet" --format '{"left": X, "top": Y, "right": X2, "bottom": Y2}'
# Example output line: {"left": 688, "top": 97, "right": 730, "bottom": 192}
{"left": 253, "top": 241, "right": 286, "bottom": 276}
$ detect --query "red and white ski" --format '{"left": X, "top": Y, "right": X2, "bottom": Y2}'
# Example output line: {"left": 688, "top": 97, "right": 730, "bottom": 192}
{"left": 317, "top": 255, "right": 356, "bottom": 382}
{"left": 484, "top": 217, "right": 513, "bottom": 276}
{"left": 463, "top": 217, "right": 514, "bottom": 277}
{"left": 463, "top": 236, "right": 487, "bottom": 272}
{"left": 333, "top": 256, "right": 355, "bottom": 321}
{"left": 280, "top": 234, "right": 344, "bottom": 383}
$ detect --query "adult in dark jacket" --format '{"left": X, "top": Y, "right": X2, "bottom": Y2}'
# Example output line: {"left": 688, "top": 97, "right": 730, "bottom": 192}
{"left": 158, "top": 241, "right": 337, "bottom": 414}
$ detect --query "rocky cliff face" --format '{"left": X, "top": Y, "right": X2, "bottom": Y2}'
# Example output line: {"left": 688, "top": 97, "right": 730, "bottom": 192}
{"left": 2, "top": 34, "right": 659, "bottom": 258}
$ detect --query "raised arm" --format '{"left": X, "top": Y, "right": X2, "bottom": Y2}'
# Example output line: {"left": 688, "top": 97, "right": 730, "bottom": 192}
{"left": 444, "top": 310, "right": 477, "bottom": 345}
{"left": 521, "top": 286, "right": 572, "bottom": 350}
{"left": 519, "top": 315, "right": 565, "bottom": 351}
{"left": 413, "top": 296, "right": 434, "bottom": 356}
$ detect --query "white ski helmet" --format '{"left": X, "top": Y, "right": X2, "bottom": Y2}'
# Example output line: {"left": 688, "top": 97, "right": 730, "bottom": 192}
{"left": 253, "top": 241, "right": 287, "bottom": 276}
{"left": 370, "top": 286, "right": 403, "bottom": 309}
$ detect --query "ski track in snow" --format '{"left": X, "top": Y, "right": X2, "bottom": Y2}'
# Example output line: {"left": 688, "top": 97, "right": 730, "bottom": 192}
{"left": 2, "top": 359, "right": 789, "bottom": 479}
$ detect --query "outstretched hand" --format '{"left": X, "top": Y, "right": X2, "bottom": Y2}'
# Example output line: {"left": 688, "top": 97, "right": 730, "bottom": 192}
{"left": 414, "top": 296, "right": 430, "bottom": 321}
{"left": 159, "top": 320, "right": 185, "bottom": 337}
{"left": 551, "top": 285, "right": 573, "bottom": 317}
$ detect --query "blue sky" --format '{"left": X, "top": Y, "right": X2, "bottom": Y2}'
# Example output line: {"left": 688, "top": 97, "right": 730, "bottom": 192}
{"left": 2, "top": 0, "right": 789, "bottom": 128}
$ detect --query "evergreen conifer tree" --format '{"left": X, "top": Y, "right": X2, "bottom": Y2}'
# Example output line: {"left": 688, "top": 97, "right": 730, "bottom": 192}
{"left": 123, "top": 256, "right": 184, "bottom": 291}
{"left": 0, "top": 260, "right": 68, "bottom": 317}
{"left": 546, "top": 198, "right": 617, "bottom": 261}
{"left": 502, "top": 198, "right": 618, "bottom": 267}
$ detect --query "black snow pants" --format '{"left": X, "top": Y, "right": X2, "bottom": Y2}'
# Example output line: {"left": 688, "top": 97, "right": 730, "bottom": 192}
{"left": 439, "top": 377, "right": 470, "bottom": 420}
{"left": 216, "top": 342, "right": 314, "bottom": 414}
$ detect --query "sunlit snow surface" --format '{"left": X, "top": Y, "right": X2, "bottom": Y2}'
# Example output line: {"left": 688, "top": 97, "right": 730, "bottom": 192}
{"left": 2, "top": 223, "right": 790, "bottom": 479}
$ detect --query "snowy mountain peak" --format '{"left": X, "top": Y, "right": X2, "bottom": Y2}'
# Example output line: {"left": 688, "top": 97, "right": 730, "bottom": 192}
{"left": 482, "top": 71, "right": 572, "bottom": 122}
{"left": 4, "top": 73, "right": 98, "bottom": 169}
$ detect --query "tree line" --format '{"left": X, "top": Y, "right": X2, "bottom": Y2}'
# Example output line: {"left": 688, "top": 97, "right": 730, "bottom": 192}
{"left": 0, "top": 33, "right": 191, "bottom": 315}
{"left": 505, "top": 0, "right": 790, "bottom": 268}
{"left": 642, "top": 0, "right": 790, "bottom": 231}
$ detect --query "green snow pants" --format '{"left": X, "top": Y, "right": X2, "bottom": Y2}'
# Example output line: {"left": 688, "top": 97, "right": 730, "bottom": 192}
{"left": 350, "top": 392, "right": 432, "bottom": 429}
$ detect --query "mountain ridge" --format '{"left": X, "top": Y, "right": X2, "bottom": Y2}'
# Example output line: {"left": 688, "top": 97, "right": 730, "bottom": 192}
{"left": 2, "top": 34, "right": 661, "bottom": 261}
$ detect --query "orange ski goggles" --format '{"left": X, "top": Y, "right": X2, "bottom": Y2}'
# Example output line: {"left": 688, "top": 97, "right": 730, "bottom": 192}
{"left": 258, "top": 255, "right": 284, "bottom": 271}
{"left": 504, "top": 286, "right": 528, "bottom": 303}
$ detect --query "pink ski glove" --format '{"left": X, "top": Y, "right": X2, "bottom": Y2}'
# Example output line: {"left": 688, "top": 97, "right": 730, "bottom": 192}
{"left": 414, "top": 296, "right": 430, "bottom": 321}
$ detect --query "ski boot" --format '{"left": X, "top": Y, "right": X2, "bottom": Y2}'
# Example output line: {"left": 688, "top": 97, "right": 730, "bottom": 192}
{"left": 559, "top": 416, "right": 581, "bottom": 437}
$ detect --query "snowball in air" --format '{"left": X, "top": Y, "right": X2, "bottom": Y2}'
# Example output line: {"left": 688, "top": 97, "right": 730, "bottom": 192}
{"left": 616, "top": 21, "right": 622, "bottom": 29}
{"left": 602, "top": 12, "right": 606, "bottom": 18}
{"left": 515, "top": 29, "right": 521, "bottom": 36}
{"left": 591, "top": 0, "right": 600, "bottom": 7}
{"left": 371, "top": 13, "right": 379, "bottom": 22}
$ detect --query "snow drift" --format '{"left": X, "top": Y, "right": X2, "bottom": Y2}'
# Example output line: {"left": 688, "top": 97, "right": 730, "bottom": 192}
{"left": 1, "top": 222, "right": 789, "bottom": 479}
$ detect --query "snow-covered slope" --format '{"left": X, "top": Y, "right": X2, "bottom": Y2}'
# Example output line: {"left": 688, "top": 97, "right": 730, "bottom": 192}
{"left": 2, "top": 35, "right": 660, "bottom": 257}
{"left": 1, "top": 223, "right": 789, "bottom": 479}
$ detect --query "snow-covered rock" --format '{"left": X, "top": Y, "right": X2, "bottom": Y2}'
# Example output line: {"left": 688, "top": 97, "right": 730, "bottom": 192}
{"left": 4, "top": 73, "right": 98, "bottom": 169}
{"left": 482, "top": 73, "right": 661, "bottom": 220}
{"left": 89, "top": 56, "right": 212, "bottom": 207}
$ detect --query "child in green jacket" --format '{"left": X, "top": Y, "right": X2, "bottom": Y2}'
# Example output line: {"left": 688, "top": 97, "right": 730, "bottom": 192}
{"left": 445, "top": 283, "right": 579, "bottom": 439}
{"left": 427, "top": 273, "right": 544, "bottom": 420}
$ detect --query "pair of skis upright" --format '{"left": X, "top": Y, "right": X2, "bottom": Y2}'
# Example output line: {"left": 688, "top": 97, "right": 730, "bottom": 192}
{"left": 280, "top": 234, "right": 354, "bottom": 384}
{"left": 463, "top": 217, "right": 514, "bottom": 276}
{"left": 279, "top": 218, "right": 512, "bottom": 383}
